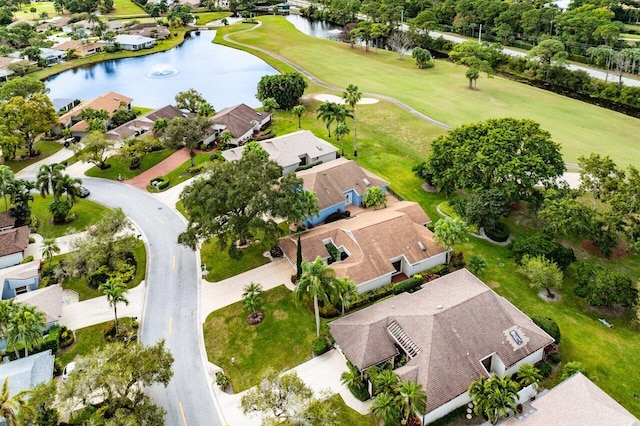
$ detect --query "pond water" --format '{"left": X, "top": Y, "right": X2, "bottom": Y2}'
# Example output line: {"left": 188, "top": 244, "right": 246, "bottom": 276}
{"left": 45, "top": 30, "right": 277, "bottom": 109}
{"left": 285, "top": 14, "right": 343, "bottom": 41}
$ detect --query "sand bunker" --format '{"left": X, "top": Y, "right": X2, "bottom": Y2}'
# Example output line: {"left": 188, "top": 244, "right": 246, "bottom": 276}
{"left": 314, "top": 94, "right": 379, "bottom": 105}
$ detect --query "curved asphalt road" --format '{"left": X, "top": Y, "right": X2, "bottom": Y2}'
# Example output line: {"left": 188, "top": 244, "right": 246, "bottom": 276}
{"left": 81, "top": 178, "right": 223, "bottom": 426}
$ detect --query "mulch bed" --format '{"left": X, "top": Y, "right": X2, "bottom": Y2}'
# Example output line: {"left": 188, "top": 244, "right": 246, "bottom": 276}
{"left": 580, "top": 240, "right": 631, "bottom": 260}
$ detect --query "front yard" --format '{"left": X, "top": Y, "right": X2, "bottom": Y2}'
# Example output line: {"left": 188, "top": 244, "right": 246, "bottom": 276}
{"left": 31, "top": 195, "right": 112, "bottom": 238}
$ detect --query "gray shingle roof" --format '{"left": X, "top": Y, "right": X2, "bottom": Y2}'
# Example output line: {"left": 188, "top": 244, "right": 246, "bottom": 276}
{"left": 330, "top": 269, "right": 554, "bottom": 412}
{"left": 0, "top": 226, "right": 29, "bottom": 257}
{"left": 0, "top": 350, "right": 54, "bottom": 397}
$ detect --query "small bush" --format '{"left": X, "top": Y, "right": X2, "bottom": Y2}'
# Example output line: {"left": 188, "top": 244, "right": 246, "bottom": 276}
{"left": 256, "top": 131, "right": 275, "bottom": 141}
{"left": 485, "top": 222, "right": 510, "bottom": 242}
{"left": 216, "top": 372, "right": 230, "bottom": 389}
{"left": 28, "top": 237, "right": 35, "bottom": 244}
{"left": 536, "top": 361, "right": 552, "bottom": 378}
{"left": 21, "top": 255, "right": 34, "bottom": 264}
{"left": 348, "top": 382, "right": 370, "bottom": 401}
{"left": 295, "top": 160, "right": 322, "bottom": 172}
{"left": 549, "top": 352, "right": 562, "bottom": 364}
{"left": 508, "top": 233, "right": 576, "bottom": 270}
{"left": 60, "top": 326, "right": 75, "bottom": 348}
{"left": 312, "top": 336, "right": 330, "bottom": 356}
{"left": 532, "top": 315, "right": 561, "bottom": 344}
{"left": 393, "top": 276, "right": 423, "bottom": 295}
{"left": 87, "top": 266, "right": 110, "bottom": 289}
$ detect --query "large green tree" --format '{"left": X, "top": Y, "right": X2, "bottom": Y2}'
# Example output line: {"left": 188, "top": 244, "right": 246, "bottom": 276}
{"left": 179, "top": 143, "right": 301, "bottom": 255}
{"left": 0, "top": 76, "right": 47, "bottom": 101}
{"left": 294, "top": 256, "right": 336, "bottom": 337}
{"left": 256, "top": 72, "right": 307, "bottom": 110}
{"left": 433, "top": 216, "right": 469, "bottom": 262}
{"left": 59, "top": 341, "right": 173, "bottom": 424}
{"left": 162, "top": 115, "right": 211, "bottom": 167}
{"left": 0, "top": 94, "right": 57, "bottom": 156}
{"left": 72, "top": 130, "right": 115, "bottom": 170}
{"left": 174, "top": 88, "right": 210, "bottom": 114}
{"left": 424, "top": 118, "right": 564, "bottom": 203}
{"left": 519, "top": 255, "right": 563, "bottom": 299}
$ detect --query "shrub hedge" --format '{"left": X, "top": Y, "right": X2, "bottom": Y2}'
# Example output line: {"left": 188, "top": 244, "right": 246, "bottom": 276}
{"left": 312, "top": 336, "right": 330, "bottom": 356}
{"left": 532, "top": 315, "right": 561, "bottom": 344}
{"left": 393, "top": 276, "right": 423, "bottom": 295}
{"left": 485, "top": 222, "right": 510, "bottom": 242}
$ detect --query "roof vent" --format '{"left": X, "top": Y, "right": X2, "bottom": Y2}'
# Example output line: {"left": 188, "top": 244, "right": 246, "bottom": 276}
{"left": 436, "top": 304, "right": 443, "bottom": 309}
{"left": 417, "top": 241, "right": 426, "bottom": 251}
{"left": 316, "top": 145, "right": 323, "bottom": 151}
{"left": 363, "top": 178, "right": 371, "bottom": 186}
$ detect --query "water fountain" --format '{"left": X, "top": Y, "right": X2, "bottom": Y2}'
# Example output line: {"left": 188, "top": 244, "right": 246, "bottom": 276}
{"left": 147, "top": 64, "right": 179, "bottom": 78}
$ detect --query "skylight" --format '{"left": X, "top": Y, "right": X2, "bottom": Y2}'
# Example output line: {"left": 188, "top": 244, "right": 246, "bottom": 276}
{"left": 363, "top": 178, "right": 371, "bottom": 186}
{"left": 510, "top": 330, "right": 524, "bottom": 345}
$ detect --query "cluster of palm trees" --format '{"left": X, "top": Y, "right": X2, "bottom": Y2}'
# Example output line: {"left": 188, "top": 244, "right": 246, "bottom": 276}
{"left": 35, "top": 162, "right": 82, "bottom": 224}
{"left": 468, "top": 363, "right": 542, "bottom": 424}
{"left": 316, "top": 84, "right": 363, "bottom": 156}
{"left": 0, "top": 165, "right": 34, "bottom": 224}
{"left": 368, "top": 368, "right": 427, "bottom": 426}
{"left": 0, "top": 299, "right": 46, "bottom": 359}
{"left": 293, "top": 256, "right": 358, "bottom": 337}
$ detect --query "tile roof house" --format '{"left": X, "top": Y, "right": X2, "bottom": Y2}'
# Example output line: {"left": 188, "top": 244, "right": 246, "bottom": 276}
{"left": 222, "top": 130, "right": 337, "bottom": 175}
{"left": 53, "top": 39, "right": 103, "bottom": 57}
{"left": 14, "top": 284, "right": 63, "bottom": 330}
{"left": 211, "top": 104, "right": 272, "bottom": 146}
{"left": 107, "top": 105, "right": 184, "bottom": 141}
{"left": 0, "top": 57, "right": 17, "bottom": 83}
{"left": 0, "top": 226, "right": 30, "bottom": 269}
{"left": 0, "top": 350, "right": 54, "bottom": 397}
{"left": 0, "top": 212, "right": 16, "bottom": 231}
{"left": 503, "top": 372, "right": 640, "bottom": 425}
{"left": 128, "top": 23, "right": 171, "bottom": 39}
{"left": 280, "top": 201, "right": 447, "bottom": 292}
{"left": 38, "top": 47, "right": 66, "bottom": 66}
{"left": 296, "top": 158, "right": 389, "bottom": 226}
{"left": 0, "top": 260, "right": 40, "bottom": 300}
{"left": 330, "top": 268, "right": 555, "bottom": 424}
{"left": 57, "top": 91, "right": 133, "bottom": 137}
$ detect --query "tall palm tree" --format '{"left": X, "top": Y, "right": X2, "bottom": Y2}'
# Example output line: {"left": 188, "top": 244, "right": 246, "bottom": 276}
{"left": 334, "top": 122, "right": 350, "bottom": 156}
{"left": 469, "top": 376, "right": 491, "bottom": 420}
{"left": 36, "top": 163, "right": 65, "bottom": 202}
{"left": 371, "top": 391, "right": 399, "bottom": 426}
{"left": 316, "top": 102, "right": 338, "bottom": 138}
{"left": 331, "top": 276, "right": 357, "bottom": 315}
{"left": 8, "top": 179, "right": 34, "bottom": 224}
{"left": 469, "top": 374, "right": 519, "bottom": 424}
{"left": 153, "top": 118, "right": 168, "bottom": 136}
{"left": 0, "top": 165, "right": 15, "bottom": 211}
{"left": 54, "top": 174, "right": 81, "bottom": 204}
{"left": 41, "top": 238, "right": 60, "bottom": 265}
{"left": 1, "top": 378, "right": 31, "bottom": 426}
{"left": 0, "top": 299, "right": 15, "bottom": 342}
{"left": 197, "top": 102, "right": 215, "bottom": 117}
{"left": 342, "top": 84, "right": 362, "bottom": 156}
{"left": 218, "top": 130, "right": 232, "bottom": 148}
{"left": 397, "top": 380, "right": 427, "bottom": 425}
{"left": 294, "top": 256, "right": 336, "bottom": 337}
{"left": 6, "top": 304, "right": 46, "bottom": 358}
{"left": 372, "top": 369, "right": 399, "bottom": 395}
{"left": 292, "top": 105, "right": 305, "bottom": 129}
{"left": 241, "top": 282, "right": 263, "bottom": 314}
{"left": 99, "top": 277, "right": 129, "bottom": 335}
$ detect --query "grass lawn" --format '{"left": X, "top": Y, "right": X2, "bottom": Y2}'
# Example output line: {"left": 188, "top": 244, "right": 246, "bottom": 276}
{"left": 56, "top": 318, "right": 136, "bottom": 366}
{"left": 109, "top": 0, "right": 147, "bottom": 16}
{"left": 325, "top": 394, "right": 377, "bottom": 425}
{"left": 194, "top": 11, "right": 230, "bottom": 25}
{"left": 18, "top": 2, "right": 57, "bottom": 17}
{"left": 222, "top": 16, "right": 640, "bottom": 167}
{"left": 203, "top": 285, "right": 319, "bottom": 392}
{"left": 154, "top": 153, "right": 212, "bottom": 190}
{"left": 5, "top": 140, "right": 63, "bottom": 173}
{"left": 30, "top": 195, "right": 111, "bottom": 238}
{"left": 201, "top": 222, "right": 289, "bottom": 282}
{"left": 60, "top": 239, "right": 146, "bottom": 301}
{"left": 85, "top": 149, "right": 175, "bottom": 180}
{"left": 219, "top": 19, "right": 640, "bottom": 417}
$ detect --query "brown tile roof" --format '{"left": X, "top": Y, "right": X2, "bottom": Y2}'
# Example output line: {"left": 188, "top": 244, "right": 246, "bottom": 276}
{"left": 52, "top": 39, "right": 102, "bottom": 52}
{"left": 297, "top": 158, "right": 388, "bottom": 210}
{"left": 329, "top": 269, "right": 555, "bottom": 413}
{"left": 0, "top": 211, "right": 16, "bottom": 230}
{"left": 15, "top": 285, "right": 63, "bottom": 324}
{"left": 280, "top": 201, "right": 442, "bottom": 285}
{"left": 503, "top": 373, "right": 640, "bottom": 426}
{"left": 0, "top": 226, "right": 30, "bottom": 257}
{"left": 107, "top": 105, "right": 184, "bottom": 141}
{"left": 211, "top": 103, "right": 269, "bottom": 138}
{"left": 59, "top": 91, "right": 133, "bottom": 125}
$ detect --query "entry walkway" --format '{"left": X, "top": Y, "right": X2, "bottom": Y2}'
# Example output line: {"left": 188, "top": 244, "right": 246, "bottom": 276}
{"left": 125, "top": 148, "right": 192, "bottom": 189}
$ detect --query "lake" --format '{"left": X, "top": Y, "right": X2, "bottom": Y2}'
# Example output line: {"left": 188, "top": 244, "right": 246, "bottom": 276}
{"left": 45, "top": 30, "right": 277, "bottom": 109}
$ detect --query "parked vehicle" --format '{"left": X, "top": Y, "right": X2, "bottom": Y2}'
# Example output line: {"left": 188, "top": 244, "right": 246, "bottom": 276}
{"left": 78, "top": 186, "right": 90, "bottom": 198}
{"left": 64, "top": 136, "right": 80, "bottom": 147}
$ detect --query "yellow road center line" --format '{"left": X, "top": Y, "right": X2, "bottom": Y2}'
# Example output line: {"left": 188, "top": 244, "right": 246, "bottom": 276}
{"left": 172, "top": 256, "right": 176, "bottom": 269}
{"left": 178, "top": 401, "right": 188, "bottom": 426}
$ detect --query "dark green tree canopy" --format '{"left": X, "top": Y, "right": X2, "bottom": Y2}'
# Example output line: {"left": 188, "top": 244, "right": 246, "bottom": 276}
{"left": 425, "top": 118, "right": 565, "bottom": 202}
{"left": 179, "top": 143, "right": 302, "bottom": 254}
{"left": 256, "top": 72, "right": 307, "bottom": 110}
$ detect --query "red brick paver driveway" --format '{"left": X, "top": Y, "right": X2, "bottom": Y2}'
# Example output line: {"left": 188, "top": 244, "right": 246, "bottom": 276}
{"left": 125, "top": 148, "right": 192, "bottom": 189}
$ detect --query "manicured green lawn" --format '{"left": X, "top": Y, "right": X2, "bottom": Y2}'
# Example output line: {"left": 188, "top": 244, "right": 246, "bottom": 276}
{"left": 85, "top": 149, "right": 175, "bottom": 180}
{"left": 5, "top": 140, "right": 63, "bottom": 173}
{"left": 60, "top": 240, "right": 146, "bottom": 300}
{"left": 194, "top": 11, "right": 230, "bottom": 25}
{"left": 325, "top": 394, "right": 377, "bottom": 425}
{"left": 203, "top": 285, "right": 319, "bottom": 392}
{"left": 18, "top": 2, "right": 57, "bottom": 17}
{"left": 110, "top": 0, "right": 147, "bottom": 16}
{"left": 154, "top": 153, "right": 212, "bottom": 190}
{"left": 56, "top": 318, "right": 136, "bottom": 366}
{"left": 30, "top": 195, "right": 111, "bottom": 238}
{"left": 224, "top": 16, "right": 640, "bottom": 167}
{"left": 201, "top": 222, "right": 289, "bottom": 282}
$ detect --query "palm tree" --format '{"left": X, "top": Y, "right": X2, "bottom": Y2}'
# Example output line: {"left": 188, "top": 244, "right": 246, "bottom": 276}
{"left": 334, "top": 122, "right": 350, "bottom": 156}
{"left": 331, "top": 276, "right": 357, "bottom": 315}
{"left": 433, "top": 216, "right": 470, "bottom": 263}
{"left": 1, "top": 378, "right": 31, "bottom": 426}
{"left": 41, "top": 238, "right": 60, "bottom": 265}
{"left": 342, "top": 84, "right": 362, "bottom": 156}
{"left": 316, "top": 101, "right": 338, "bottom": 138}
{"left": 8, "top": 179, "right": 34, "bottom": 223}
{"left": 241, "top": 282, "right": 263, "bottom": 314}
{"left": 292, "top": 105, "right": 305, "bottom": 129}
{"left": 262, "top": 97, "right": 279, "bottom": 114}
{"left": 334, "top": 104, "right": 353, "bottom": 125}
{"left": 0, "top": 299, "right": 15, "bottom": 341}
{"left": 294, "top": 256, "right": 336, "bottom": 337}
{"left": 372, "top": 369, "right": 399, "bottom": 395}
{"left": 0, "top": 165, "right": 15, "bottom": 211}
{"left": 6, "top": 304, "right": 46, "bottom": 358}
{"left": 468, "top": 376, "right": 491, "bottom": 420}
{"left": 516, "top": 363, "right": 542, "bottom": 391}
{"left": 36, "top": 163, "right": 65, "bottom": 202}
{"left": 218, "top": 130, "right": 232, "bottom": 148}
{"left": 54, "top": 174, "right": 81, "bottom": 204}
{"left": 469, "top": 374, "right": 519, "bottom": 424}
{"left": 197, "top": 102, "right": 215, "bottom": 117}
{"left": 99, "top": 277, "right": 129, "bottom": 335}
{"left": 371, "top": 391, "right": 399, "bottom": 426}
{"left": 153, "top": 118, "right": 168, "bottom": 136}
{"left": 397, "top": 380, "right": 427, "bottom": 425}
